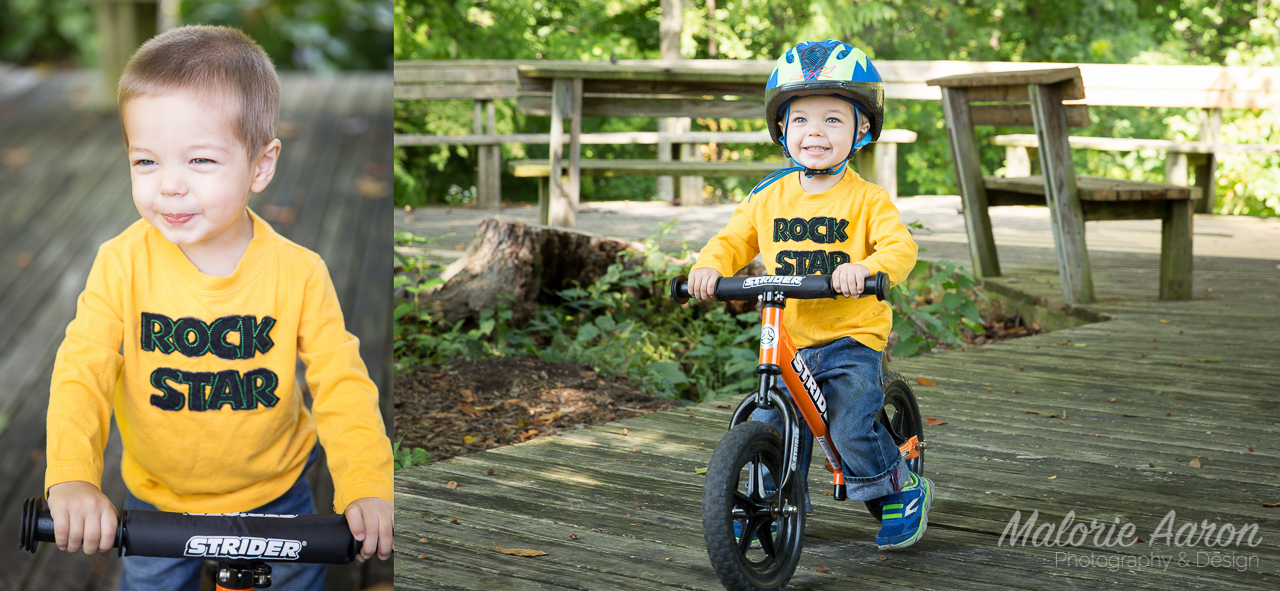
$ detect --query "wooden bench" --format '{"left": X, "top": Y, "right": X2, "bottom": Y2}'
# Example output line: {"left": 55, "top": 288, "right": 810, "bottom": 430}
{"left": 992, "top": 134, "right": 1280, "bottom": 214}
{"left": 928, "top": 67, "right": 1197, "bottom": 304}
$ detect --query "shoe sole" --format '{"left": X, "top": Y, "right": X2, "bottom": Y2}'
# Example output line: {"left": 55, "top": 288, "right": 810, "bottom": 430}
{"left": 876, "top": 476, "right": 932, "bottom": 551}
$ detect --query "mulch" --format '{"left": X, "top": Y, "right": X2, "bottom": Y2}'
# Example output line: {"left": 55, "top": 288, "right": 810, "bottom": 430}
{"left": 394, "top": 356, "right": 677, "bottom": 463}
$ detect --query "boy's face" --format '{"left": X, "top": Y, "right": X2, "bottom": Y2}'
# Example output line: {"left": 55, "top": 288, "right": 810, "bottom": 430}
{"left": 782, "top": 95, "right": 868, "bottom": 170}
{"left": 123, "top": 89, "right": 278, "bottom": 248}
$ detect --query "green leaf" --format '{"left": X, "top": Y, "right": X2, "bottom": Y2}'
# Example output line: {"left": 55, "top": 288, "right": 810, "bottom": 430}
{"left": 1196, "top": 356, "right": 1221, "bottom": 362}
{"left": 594, "top": 315, "right": 617, "bottom": 331}
{"left": 695, "top": 467, "right": 708, "bottom": 475}
{"left": 479, "top": 318, "right": 496, "bottom": 336}
{"left": 577, "top": 323, "right": 600, "bottom": 342}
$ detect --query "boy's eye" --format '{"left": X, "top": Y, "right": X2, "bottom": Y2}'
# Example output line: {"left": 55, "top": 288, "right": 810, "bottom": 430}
{"left": 191, "top": 158, "right": 215, "bottom": 165}
{"left": 827, "top": 117, "right": 842, "bottom": 124}
{"left": 133, "top": 159, "right": 156, "bottom": 166}
{"left": 792, "top": 116, "right": 806, "bottom": 124}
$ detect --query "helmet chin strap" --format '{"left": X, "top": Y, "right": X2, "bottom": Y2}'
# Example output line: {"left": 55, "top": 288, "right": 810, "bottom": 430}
{"left": 750, "top": 103, "right": 869, "bottom": 200}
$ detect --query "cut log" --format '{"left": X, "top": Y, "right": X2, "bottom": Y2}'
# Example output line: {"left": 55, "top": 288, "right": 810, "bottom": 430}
{"left": 424, "top": 219, "right": 645, "bottom": 325}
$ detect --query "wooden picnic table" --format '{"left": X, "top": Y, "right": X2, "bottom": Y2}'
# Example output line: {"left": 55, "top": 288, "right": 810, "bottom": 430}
{"left": 928, "top": 67, "right": 1197, "bottom": 305}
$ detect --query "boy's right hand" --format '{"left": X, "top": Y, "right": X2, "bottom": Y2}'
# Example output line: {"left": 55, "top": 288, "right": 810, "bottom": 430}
{"left": 688, "top": 268, "right": 722, "bottom": 302}
{"left": 47, "top": 481, "right": 118, "bottom": 555}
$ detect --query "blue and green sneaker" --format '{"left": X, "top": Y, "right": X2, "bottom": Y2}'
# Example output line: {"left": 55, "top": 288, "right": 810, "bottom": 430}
{"left": 875, "top": 472, "right": 932, "bottom": 550}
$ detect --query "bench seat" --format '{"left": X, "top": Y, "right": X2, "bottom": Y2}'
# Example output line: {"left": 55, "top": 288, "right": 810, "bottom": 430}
{"left": 509, "top": 159, "right": 785, "bottom": 178}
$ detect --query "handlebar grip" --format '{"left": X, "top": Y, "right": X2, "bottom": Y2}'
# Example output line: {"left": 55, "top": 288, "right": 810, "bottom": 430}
{"left": 20, "top": 496, "right": 356, "bottom": 564}
{"left": 669, "top": 271, "right": 889, "bottom": 303}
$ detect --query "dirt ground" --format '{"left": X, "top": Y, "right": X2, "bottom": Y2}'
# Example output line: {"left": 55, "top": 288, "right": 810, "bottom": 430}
{"left": 393, "top": 312, "right": 1043, "bottom": 464}
{"left": 394, "top": 356, "right": 676, "bottom": 463}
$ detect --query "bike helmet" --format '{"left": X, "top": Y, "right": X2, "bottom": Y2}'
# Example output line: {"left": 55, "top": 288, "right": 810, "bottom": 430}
{"left": 749, "top": 40, "right": 885, "bottom": 197}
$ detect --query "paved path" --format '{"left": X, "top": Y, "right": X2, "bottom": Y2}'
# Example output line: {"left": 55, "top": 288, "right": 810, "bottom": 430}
{"left": 0, "top": 68, "right": 393, "bottom": 591}
{"left": 395, "top": 198, "right": 1280, "bottom": 589}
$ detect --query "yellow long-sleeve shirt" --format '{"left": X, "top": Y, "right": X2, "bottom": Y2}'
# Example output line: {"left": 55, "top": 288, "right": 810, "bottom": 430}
{"left": 692, "top": 170, "right": 918, "bottom": 350}
{"left": 45, "top": 210, "right": 393, "bottom": 514}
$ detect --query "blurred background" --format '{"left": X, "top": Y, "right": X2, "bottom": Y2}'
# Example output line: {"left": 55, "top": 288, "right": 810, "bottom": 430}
{"left": 396, "top": 0, "right": 1280, "bottom": 217}
{"left": 0, "top": 2, "right": 393, "bottom": 590}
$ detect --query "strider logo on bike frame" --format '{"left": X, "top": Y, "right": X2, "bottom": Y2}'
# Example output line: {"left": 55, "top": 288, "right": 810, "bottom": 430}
{"left": 184, "top": 535, "right": 303, "bottom": 560}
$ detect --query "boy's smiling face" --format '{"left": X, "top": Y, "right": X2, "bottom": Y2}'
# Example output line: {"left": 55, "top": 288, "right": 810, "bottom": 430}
{"left": 782, "top": 95, "right": 869, "bottom": 170}
{"left": 123, "top": 88, "right": 278, "bottom": 256}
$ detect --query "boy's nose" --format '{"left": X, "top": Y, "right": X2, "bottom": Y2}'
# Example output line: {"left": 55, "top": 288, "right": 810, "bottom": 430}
{"left": 157, "top": 170, "right": 187, "bottom": 196}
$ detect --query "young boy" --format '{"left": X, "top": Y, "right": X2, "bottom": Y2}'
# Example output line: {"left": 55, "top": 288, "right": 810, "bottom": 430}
{"left": 687, "top": 40, "right": 930, "bottom": 550}
{"left": 43, "top": 26, "right": 394, "bottom": 589}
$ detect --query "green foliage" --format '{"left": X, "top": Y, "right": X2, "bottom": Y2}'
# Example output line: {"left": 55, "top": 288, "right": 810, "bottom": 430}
{"left": 888, "top": 260, "right": 986, "bottom": 357}
{"left": 0, "top": 0, "right": 95, "bottom": 66}
{"left": 396, "top": 223, "right": 992, "bottom": 400}
{"left": 183, "top": 0, "right": 393, "bottom": 71}
{"left": 393, "top": 437, "right": 433, "bottom": 469}
{"left": 399, "top": 0, "right": 1280, "bottom": 215}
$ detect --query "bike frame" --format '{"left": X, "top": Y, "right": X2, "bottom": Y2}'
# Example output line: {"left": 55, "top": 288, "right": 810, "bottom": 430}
{"left": 727, "top": 291, "right": 919, "bottom": 502}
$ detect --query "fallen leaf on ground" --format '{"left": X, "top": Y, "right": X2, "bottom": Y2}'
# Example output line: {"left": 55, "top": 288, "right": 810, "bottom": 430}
{"left": 449, "top": 518, "right": 459, "bottom": 525}
{"left": 15, "top": 252, "right": 33, "bottom": 268}
{"left": 1189, "top": 457, "right": 1201, "bottom": 468}
{"left": 487, "top": 468, "right": 495, "bottom": 475}
{"left": 879, "top": 555, "right": 887, "bottom": 561}
{"left": 1248, "top": 445, "right": 1255, "bottom": 452}
{"left": 1197, "top": 356, "right": 1221, "bottom": 362}
{"left": 418, "top": 538, "right": 428, "bottom": 543}
{"left": 925, "top": 417, "right": 947, "bottom": 425}
{"left": 715, "top": 403, "right": 730, "bottom": 408}
{"left": 570, "top": 533, "right": 578, "bottom": 540}
{"left": 695, "top": 467, "right": 708, "bottom": 474}
{"left": 462, "top": 436, "right": 478, "bottom": 444}
{"left": 916, "top": 377, "right": 937, "bottom": 386}
{"left": 1047, "top": 475, "right": 1058, "bottom": 480}
{"left": 817, "top": 567, "right": 827, "bottom": 573}
{"left": 2, "top": 148, "right": 31, "bottom": 167}
{"left": 460, "top": 403, "right": 478, "bottom": 415}
{"left": 357, "top": 175, "right": 389, "bottom": 198}
{"left": 1263, "top": 502, "right": 1280, "bottom": 508}
{"left": 621, "top": 428, "right": 629, "bottom": 435}
{"left": 1133, "top": 536, "right": 1146, "bottom": 543}
{"left": 1160, "top": 319, "right": 1170, "bottom": 324}
{"left": 445, "top": 481, "right": 458, "bottom": 489}
{"left": 494, "top": 543, "right": 548, "bottom": 557}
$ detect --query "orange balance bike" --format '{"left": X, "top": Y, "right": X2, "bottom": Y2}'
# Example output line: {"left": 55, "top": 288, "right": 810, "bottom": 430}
{"left": 19, "top": 496, "right": 356, "bottom": 590}
{"left": 670, "top": 272, "right": 925, "bottom": 591}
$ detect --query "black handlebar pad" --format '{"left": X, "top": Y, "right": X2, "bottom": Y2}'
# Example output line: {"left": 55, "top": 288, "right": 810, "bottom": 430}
{"left": 20, "top": 496, "right": 356, "bottom": 564}
{"left": 669, "top": 271, "right": 889, "bottom": 304}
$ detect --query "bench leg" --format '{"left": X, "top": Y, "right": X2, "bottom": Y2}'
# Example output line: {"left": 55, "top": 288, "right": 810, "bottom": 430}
{"left": 1029, "top": 82, "right": 1094, "bottom": 305}
{"left": 939, "top": 87, "right": 1001, "bottom": 278}
{"left": 1004, "top": 146, "right": 1031, "bottom": 177}
{"left": 538, "top": 176, "right": 550, "bottom": 225}
{"left": 1159, "top": 199, "right": 1193, "bottom": 300}
{"left": 1193, "top": 153, "right": 1216, "bottom": 214}
{"left": 875, "top": 143, "right": 897, "bottom": 200}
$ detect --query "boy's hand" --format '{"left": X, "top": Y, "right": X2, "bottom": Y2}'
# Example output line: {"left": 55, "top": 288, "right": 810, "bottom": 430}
{"left": 688, "top": 267, "right": 722, "bottom": 302}
{"left": 832, "top": 263, "right": 871, "bottom": 298}
{"left": 46, "top": 481, "right": 118, "bottom": 555}
{"left": 345, "top": 497, "right": 393, "bottom": 562}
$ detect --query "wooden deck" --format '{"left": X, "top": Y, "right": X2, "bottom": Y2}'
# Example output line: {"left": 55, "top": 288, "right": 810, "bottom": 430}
{"left": 395, "top": 236, "right": 1280, "bottom": 589}
{"left": 0, "top": 67, "right": 393, "bottom": 590}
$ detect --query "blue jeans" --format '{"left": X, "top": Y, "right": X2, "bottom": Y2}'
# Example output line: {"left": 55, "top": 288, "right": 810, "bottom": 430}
{"left": 120, "top": 445, "right": 327, "bottom": 591}
{"left": 752, "top": 336, "right": 910, "bottom": 513}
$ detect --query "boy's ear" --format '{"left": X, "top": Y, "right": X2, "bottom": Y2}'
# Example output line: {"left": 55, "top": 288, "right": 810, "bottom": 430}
{"left": 250, "top": 139, "right": 282, "bottom": 193}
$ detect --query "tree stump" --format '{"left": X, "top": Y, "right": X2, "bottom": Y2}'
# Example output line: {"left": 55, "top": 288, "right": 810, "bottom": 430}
{"left": 424, "top": 219, "right": 645, "bottom": 325}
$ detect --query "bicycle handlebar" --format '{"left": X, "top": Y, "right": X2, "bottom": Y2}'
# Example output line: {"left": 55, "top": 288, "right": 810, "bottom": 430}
{"left": 669, "top": 271, "right": 889, "bottom": 305}
{"left": 19, "top": 496, "right": 356, "bottom": 564}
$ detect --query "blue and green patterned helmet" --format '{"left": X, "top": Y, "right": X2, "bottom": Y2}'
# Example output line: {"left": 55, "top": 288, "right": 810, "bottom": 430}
{"left": 764, "top": 40, "right": 884, "bottom": 148}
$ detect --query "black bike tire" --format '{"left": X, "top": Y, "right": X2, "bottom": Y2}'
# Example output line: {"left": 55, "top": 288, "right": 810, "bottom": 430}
{"left": 865, "top": 371, "right": 925, "bottom": 521}
{"left": 703, "top": 420, "right": 805, "bottom": 591}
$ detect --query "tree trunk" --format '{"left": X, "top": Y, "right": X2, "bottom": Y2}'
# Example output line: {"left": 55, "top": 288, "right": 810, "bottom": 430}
{"left": 423, "top": 219, "right": 645, "bottom": 325}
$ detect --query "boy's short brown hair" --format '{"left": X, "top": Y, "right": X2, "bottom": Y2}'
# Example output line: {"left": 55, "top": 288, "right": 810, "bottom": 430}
{"left": 118, "top": 25, "right": 279, "bottom": 158}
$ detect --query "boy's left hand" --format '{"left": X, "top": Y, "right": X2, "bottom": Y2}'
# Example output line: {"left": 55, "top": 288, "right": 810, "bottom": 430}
{"left": 832, "top": 263, "right": 871, "bottom": 297}
{"left": 344, "top": 497, "right": 393, "bottom": 562}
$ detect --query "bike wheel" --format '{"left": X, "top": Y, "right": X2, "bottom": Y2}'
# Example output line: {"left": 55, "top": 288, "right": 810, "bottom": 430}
{"left": 865, "top": 371, "right": 925, "bottom": 521}
{"left": 703, "top": 420, "right": 804, "bottom": 591}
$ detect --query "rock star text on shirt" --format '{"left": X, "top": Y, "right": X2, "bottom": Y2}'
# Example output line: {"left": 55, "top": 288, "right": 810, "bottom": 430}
{"left": 141, "top": 312, "right": 281, "bottom": 412}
